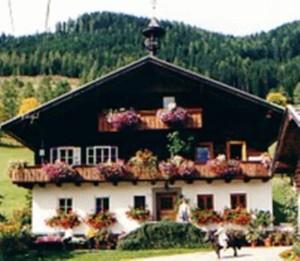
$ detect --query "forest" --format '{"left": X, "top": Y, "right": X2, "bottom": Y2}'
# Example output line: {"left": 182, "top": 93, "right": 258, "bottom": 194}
{"left": 0, "top": 11, "right": 300, "bottom": 124}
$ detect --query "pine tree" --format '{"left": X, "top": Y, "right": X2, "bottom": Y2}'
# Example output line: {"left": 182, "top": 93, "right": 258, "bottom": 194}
{"left": 53, "top": 80, "right": 71, "bottom": 97}
{"left": 0, "top": 80, "right": 19, "bottom": 120}
{"left": 21, "top": 82, "right": 35, "bottom": 98}
{"left": 36, "top": 77, "right": 54, "bottom": 104}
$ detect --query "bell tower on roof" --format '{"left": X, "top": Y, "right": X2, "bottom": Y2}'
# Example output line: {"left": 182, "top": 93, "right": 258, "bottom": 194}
{"left": 142, "top": 0, "right": 165, "bottom": 56}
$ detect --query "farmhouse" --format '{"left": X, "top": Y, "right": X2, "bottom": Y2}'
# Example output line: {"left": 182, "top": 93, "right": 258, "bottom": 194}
{"left": 1, "top": 18, "right": 284, "bottom": 235}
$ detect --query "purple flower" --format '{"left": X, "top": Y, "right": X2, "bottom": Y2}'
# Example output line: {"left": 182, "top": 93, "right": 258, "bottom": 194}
{"left": 157, "top": 107, "right": 188, "bottom": 126}
{"left": 107, "top": 109, "right": 140, "bottom": 130}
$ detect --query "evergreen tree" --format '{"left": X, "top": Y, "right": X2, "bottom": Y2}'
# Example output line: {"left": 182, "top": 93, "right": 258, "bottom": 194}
{"left": 0, "top": 80, "right": 19, "bottom": 120}
{"left": 21, "top": 82, "right": 35, "bottom": 98}
{"left": 53, "top": 80, "right": 71, "bottom": 97}
{"left": 36, "top": 77, "right": 54, "bottom": 104}
{"left": 293, "top": 83, "right": 300, "bottom": 105}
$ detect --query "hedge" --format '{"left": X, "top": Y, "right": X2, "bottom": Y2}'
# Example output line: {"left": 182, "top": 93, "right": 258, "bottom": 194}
{"left": 117, "top": 221, "right": 208, "bottom": 250}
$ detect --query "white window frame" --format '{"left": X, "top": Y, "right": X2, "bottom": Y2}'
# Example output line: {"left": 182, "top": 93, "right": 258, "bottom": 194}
{"left": 50, "top": 147, "right": 81, "bottom": 165}
{"left": 86, "top": 146, "right": 119, "bottom": 165}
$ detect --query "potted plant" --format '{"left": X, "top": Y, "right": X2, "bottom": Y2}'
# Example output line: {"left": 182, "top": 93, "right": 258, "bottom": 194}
{"left": 106, "top": 109, "right": 140, "bottom": 130}
{"left": 42, "top": 160, "right": 79, "bottom": 182}
{"left": 45, "top": 210, "right": 81, "bottom": 229}
{"left": 128, "top": 149, "right": 158, "bottom": 177}
{"left": 191, "top": 209, "right": 222, "bottom": 226}
{"left": 157, "top": 104, "right": 188, "bottom": 127}
{"left": 246, "top": 227, "right": 262, "bottom": 247}
{"left": 97, "top": 160, "right": 128, "bottom": 181}
{"left": 85, "top": 211, "right": 117, "bottom": 230}
{"left": 126, "top": 207, "right": 151, "bottom": 222}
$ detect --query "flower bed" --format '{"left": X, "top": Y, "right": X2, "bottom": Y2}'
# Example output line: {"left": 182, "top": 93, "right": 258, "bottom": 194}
{"left": 159, "top": 156, "right": 197, "bottom": 180}
{"left": 97, "top": 160, "right": 128, "bottom": 181}
{"left": 126, "top": 207, "right": 151, "bottom": 223}
{"left": 45, "top": 210, "right": 81, "bottom": 229}
{"left": 191, "top": 209, "right": 222, "bottom": 225}
{"left": 157, "top": 106, "right": 188, "bottom": 127}
{"left": 85, "top": 211, "right": 116, "bottom": 230}
{"left": 223, "top": 208, "right": 251, "bottom": 226}
{"left": 106, "top": 109, "right": 140, "bottom": 130}
{"left": 42, "top": 160, "right": 79, "bottom": 182}
{"left": 207, "top": 156, "right": 242, "bottom": 177}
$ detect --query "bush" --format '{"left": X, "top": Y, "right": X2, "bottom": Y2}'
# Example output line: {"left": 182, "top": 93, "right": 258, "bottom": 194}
{"left": 117, "top": 221, "right": 208, "bottom": 250}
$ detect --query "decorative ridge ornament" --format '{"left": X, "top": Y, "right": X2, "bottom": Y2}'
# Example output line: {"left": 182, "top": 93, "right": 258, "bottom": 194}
{"left": 143, "top": 0, "right": 165, "bottom": 56}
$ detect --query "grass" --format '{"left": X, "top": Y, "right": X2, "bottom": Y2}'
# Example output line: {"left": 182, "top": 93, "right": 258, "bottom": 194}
{"left": 16, "top": 248, "right": 209, "bottom": 261}
{"left": 0, "top": 146, "right": 33, "bottom": 216}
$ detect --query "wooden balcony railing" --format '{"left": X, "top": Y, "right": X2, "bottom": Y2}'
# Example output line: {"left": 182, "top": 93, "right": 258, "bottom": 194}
{"left": 98, "top": 108, "right": 202, "bottom": 132}
{"left": 9, "top": 161, "right": 270, "bottom": 187}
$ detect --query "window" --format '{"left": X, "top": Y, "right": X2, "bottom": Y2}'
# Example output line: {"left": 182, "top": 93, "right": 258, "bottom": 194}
{"left": 50, "top": 147, "right": 81, "bottom": 165}
{"left": 134, "top": 196, "right": 146, "bottom": 209}
{"left": 230, "top": 193, "right": 247, "bottom": 209}
{"left": 163, "top": 96, "right": 175, "bottom": 109}
{"left": 226, "top": 141, "right": 246, "bottom": 160}
{"left": 195, "top": 143, "right": 214, "bottom": 163}
{"left": 95, "top": 197, "right": 109, "bottom": 213}
{"left": 86, "top": 146, "right": 119, "bottom": 165}
{"left": 59, "top": 198, "right": 72, "bottom": 213}
{"left": 197, "top": 194, "right": 214, "bottom": 210}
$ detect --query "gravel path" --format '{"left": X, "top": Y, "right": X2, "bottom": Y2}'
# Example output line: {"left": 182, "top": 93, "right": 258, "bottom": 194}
{"left": 133, "top": 246, "right": 289, "bottom": 261}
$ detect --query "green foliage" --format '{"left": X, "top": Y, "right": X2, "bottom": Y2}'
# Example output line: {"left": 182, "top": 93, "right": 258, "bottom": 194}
{"left": 272, "top": 177, "right": 297, "bottom": 225}
{"left": 252, "top": 210, "right": 273, "bottom": 228}
{"left": 167, "top": 131, "right": 194, "bottom": 157}
{"left": 117, "top": 221, "right": 208, "bottom": 250}
{"left": 0, "top": 80, "right": 19, "bottom": 120}
{"left": 294, "top": 83, "right": 300, "bottom": 104}
{"left": 266, "top": 92, "right": 288, "bottom": 106}
{"left": 21, "top": 82, "right": 35, "bottom": 98}
{"left": 0, "top": 12, "right": 300, "bottom": 99}
{"left": 53, "top": 80, "right": 71, "bottom": 97}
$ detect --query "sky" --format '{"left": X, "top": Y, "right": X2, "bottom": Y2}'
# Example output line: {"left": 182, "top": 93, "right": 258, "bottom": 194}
{"left": 0, "top": 0, "right": 299, "bottom": 36}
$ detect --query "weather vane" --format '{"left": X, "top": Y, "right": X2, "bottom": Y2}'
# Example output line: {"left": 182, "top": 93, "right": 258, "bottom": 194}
{"left": 151, "top": 0, "right": 157, "bottom": 16}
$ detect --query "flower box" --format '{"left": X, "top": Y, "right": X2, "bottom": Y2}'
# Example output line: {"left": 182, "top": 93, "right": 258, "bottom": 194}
{"left": 126, "top": 207, "right": 151, "bottom": 223}
{"left": 207, "top": 156, "right": 242, "bottom": 177}
{"left": 191, "top": 209, "right": 222, "bottom": 225}
{"left": 85, "top": 211, "right": 116, "bottom": 230}
{"left": 157, "top": 106, "right": 188, "bottom": 127}
{"left": 106, "top": 109, "right": 140, "bottom": 130}
{"left": 223, "top": 208, "right": 251, "bottom": 226}
{"left": 42, "top": 161, "right": 80, "bottom": 182}
{"left": 97, "top": 160, "right": 128, "bottom": 181}
{"left": 45, "top": 210, "right": 81, "bottom": 229}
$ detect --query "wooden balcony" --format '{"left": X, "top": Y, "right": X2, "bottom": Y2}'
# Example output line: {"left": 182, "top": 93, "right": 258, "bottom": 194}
{"left": 9, "top": 161, "right": 270, "bottom": 188}
{"left": 98, "top": 108, "right": 202, "bottom": 132}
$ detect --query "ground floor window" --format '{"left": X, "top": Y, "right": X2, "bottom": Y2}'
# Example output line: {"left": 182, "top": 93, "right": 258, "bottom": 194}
{"left": 95, "top": 197, "right": 109, "bottom": 213}
{"left": 197, "top": 194, "right": 214, "bottom": 210}
{"left": 59, "top": 198, "right": 72, "bottom": 213}
{"left": 134, "top": 196, "right": 146, "bottom": 209}
{"left": 230, "top": 193, "right": 247, "bottom": 209}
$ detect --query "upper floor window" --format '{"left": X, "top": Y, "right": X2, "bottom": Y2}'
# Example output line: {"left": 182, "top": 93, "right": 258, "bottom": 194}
{"left": 197, "top": 194, "right": 214, "bottom": 210}
{"left": 59, "top": 198, "right": 72, "bottom": 213}
{"left": 134, "top": 196, "right": 146, "bottom": 209}
{"left": 226, "top": 141, "right": 246, "bottom": 161}
{"left": 86, "top": 146, "right": 119, "bottom": 165}
{"left": 163, "top": 96, "right": 175, "bottom": 109}
{"left": 50, "top": 147, "right": 81, "bottom": 165}
{"left": 95, "top": 197, "right": 109, "bottom": 213}
{"left": 195, "top": 142, "right": 214, "bottom": 163}
{"left": 230, "top": 193, "right": 247, "bottom": 209}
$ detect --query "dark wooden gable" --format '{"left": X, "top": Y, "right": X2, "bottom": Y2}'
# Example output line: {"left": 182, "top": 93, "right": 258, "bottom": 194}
{"left": 1, "top": 55, "right": 284, "bottom": 153}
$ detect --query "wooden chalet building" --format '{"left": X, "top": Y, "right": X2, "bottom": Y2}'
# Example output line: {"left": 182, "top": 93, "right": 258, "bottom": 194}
{"left": 1, "top": 18, "right": 284, "bottom": 235}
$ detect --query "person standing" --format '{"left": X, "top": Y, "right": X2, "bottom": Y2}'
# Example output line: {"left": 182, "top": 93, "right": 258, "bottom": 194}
{"left": 177, "top": 196, "right": 191, "bottom": 222}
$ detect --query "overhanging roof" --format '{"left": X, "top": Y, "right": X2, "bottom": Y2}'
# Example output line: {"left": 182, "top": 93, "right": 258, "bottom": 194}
{"left": 0, "top": 55, "right": 284, "bottom": 149}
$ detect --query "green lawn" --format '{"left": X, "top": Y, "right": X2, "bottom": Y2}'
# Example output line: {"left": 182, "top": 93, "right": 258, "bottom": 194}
{"left": 16, "top": 248, "right": 208, "bottom": 261}
{"left": 0, "top": 146, "right": 33, "bottom": 216}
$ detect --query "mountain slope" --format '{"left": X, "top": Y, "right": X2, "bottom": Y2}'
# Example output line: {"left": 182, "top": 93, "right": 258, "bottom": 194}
{"left": 0, "top": 12, "right": 300, "bottom": 98}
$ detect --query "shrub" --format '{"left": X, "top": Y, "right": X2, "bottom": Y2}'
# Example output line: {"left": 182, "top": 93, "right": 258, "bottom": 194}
{"left": 117, "top": 221, "right": 208, "bottom": 250}
{"left": 266, "top": 92, "right": 287, "bottom": 106}
{"left": 293, "top": 242, "right": 300, "bottom": 257}
{"left": 0, "top": 222, "right": 32, "bottom": 259}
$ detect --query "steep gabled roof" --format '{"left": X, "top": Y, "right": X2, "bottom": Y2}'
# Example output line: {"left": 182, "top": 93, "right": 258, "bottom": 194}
{"left": 0, "top": 55, "right": 284, "bottom": 149}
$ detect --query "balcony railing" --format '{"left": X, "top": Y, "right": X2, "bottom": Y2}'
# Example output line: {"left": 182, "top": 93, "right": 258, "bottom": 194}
{"left": 98, "top": 108, "right": 202, "bottom": 132}
{"left": 9, "top": 161, "right": 270, "bottom": 187}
